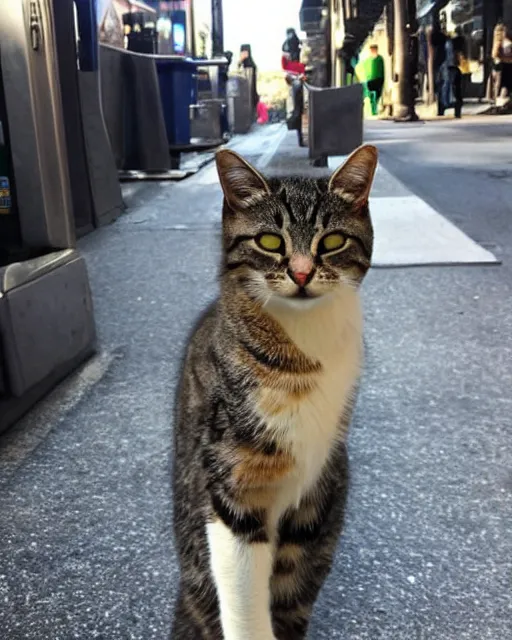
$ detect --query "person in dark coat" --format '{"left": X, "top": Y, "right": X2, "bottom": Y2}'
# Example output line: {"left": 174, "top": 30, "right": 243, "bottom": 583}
{"left": 238, "top": 44, "right": 259, "bottom": 113}
{"left": 283, "top": 28, "right": 302, "bottom": 62}
{"left": 438, "top": 35, "right": 463, "bottom": 118}
{"left": 281, "top": 29, "right": 305, "bottom": 147}
{"left": 431, "top": 17, "right": 462, "bottom": 118}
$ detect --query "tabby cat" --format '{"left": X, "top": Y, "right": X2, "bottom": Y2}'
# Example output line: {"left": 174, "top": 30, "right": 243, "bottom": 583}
{"left": 172, "top": 144, "right": 378, "bottom": 640}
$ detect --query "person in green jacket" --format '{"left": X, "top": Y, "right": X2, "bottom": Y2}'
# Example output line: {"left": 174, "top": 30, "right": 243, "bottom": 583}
{"left": 364, "top": 45, "right": 385, "bottom": 103}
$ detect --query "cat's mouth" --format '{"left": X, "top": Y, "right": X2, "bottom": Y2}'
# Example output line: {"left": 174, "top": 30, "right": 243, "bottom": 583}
{"left": 291, "top": 286, "right": 319, "bottom": 299}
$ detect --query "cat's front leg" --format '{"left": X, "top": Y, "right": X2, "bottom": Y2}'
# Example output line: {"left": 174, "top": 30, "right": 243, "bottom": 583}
{"left": 203, "top": 421, "right": 294, "bottom": 639}
{"left": 207, "top": 515, "right": 276, "bottom": 640}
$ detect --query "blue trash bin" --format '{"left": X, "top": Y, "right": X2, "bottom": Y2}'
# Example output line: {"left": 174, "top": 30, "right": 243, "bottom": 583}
{"left": 155, "top": 57, "right": 197, "bottom": 147}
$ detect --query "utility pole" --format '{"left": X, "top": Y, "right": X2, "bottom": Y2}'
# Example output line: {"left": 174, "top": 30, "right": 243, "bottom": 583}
{"left": 211, "top": 0, "right": 224, "bottom": 57}
{"left": 392, "top": 0, "right": 418, "bottom": 120}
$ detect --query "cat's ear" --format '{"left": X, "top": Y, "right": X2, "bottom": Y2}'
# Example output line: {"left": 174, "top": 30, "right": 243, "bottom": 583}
{"left": 216, "top": 149, "right": 270, "bottom": 211}
{"left": 328, "top": 145, "right": 378, "bottom": 207}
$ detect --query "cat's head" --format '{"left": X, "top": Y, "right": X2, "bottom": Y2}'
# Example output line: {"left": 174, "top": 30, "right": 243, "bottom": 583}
{"left": 216, "top": 145, "right": 378, "bottom": 307}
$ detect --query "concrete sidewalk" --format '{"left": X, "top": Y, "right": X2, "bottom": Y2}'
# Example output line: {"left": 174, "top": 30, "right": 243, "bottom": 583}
{"left": 374, "top": 99, "right": 493, "bottom": 121}
{"left": 0, "top": 124, "right": 510, "bottom": 640}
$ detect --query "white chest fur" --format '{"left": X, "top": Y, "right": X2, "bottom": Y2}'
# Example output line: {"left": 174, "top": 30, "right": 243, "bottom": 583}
{"left": 262, "top": 287, "right": 363, "bottom": 524}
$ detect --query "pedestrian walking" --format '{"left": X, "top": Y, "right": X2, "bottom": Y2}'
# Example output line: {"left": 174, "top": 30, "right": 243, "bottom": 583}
{"left": 492, "top": 22, "right": 512, "bottom": 105}
{"left": 431, "top": 17, "right": 462, "bottom": 119}
{"left": 256, "top": 99, "right": 269, "bottom": 125}
{"left": 453, "top": 27, "right": 470, "bottom": 99}
{"left": 363, "top": 45, "right": 385, "bottom": 104}
{"left": 283, "top": 72, "right": 305, "bottom": 147}
{"left": 238, "top": 44, "right": 259, "bottom": 116}
{"left": 417, "top": 26, "right": 428, "bottom": 101}
{"left": 283, "top": 28, "right": 302, "bottom": 62}
{"left": 438, "top": 35, "right": 463, "bottom": 118}
{"left": 281, "top": 28, "right": 307, "bottom": 147}
{"left": 430, "top": 16, "right": 447, "bottom": 100}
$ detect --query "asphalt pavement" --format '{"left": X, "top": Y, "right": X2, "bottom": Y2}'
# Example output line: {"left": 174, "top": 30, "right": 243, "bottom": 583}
{"left": 0, "top": 120, "right": 511, "bottom": 640}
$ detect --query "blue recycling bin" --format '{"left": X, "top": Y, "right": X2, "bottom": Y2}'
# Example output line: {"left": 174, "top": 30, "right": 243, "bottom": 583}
{"left": 155, "top": 57, "right": 197, "bottom": 147}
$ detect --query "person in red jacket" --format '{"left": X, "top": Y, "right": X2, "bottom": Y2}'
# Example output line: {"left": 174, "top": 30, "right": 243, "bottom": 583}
{"left": 282, "top": 28, "right": 306, "bottom": 75}
{"left": 256, "top": 100, "right": 269, "bottom": 124}
{"left": 281, "top": 53, "right": 306, "bottom": 76}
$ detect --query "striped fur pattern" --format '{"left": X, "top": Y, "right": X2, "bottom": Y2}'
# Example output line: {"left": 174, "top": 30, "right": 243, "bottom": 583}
{"left": 172, "top": 145, "right": 378, "bottom": 639}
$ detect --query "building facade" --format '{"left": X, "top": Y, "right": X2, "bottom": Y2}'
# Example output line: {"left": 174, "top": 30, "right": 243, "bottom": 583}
{"left": 323, "top": 0, "right": 512, "bottom": 100}
{"left": 299, "top": 0, "right": 331, "bottom": 87}
{"left": 328, "top": 0, "right": 387, "bottom": 87}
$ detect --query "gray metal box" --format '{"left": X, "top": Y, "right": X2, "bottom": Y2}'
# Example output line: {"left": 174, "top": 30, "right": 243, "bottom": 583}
{"left": 0, "top": 250, "right": 96, "bottom": 431}
{"left": 307, "top": 83, "right": 364, "bottom": 159}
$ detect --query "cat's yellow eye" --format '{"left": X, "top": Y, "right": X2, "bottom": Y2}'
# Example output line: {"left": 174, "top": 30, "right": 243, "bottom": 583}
{"left": 321, "top": 233, "right": 346, "bottom": 253}
{"left": 257, "top": 234, "right": 283, "bottom": 252}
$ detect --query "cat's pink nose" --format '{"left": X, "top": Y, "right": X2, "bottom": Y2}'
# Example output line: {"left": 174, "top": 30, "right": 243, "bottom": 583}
{"left": 289, "top": 255, "right": 314, "bottom": 287}
{"left": 292, "top": 271, "right": 310, "bottom": 287}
